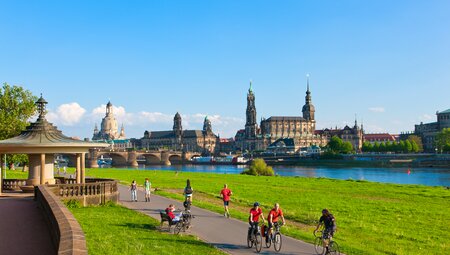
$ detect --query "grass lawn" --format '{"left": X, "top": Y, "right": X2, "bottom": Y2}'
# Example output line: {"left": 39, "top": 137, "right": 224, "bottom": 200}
{"left": 69, "top": 203, "right": 224, "bottom": 255}
{"left": 83, "top": 168, "right": 449, "bottom": 255}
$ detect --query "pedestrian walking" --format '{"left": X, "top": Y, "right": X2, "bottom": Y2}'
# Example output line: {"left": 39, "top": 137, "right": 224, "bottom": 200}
{"left": 220, "top": 184, "right": 233, "bottom": 218}
{"left": 144, "top": 178, "right": 151, "bottom": 202}
{"left": 130, "top": 180, "right": 138, "bottom": 202}
{"left": 63, "top": 166, "right": 67, "bottom": 174}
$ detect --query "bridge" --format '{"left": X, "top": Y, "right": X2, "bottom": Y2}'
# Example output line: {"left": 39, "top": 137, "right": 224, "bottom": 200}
{"left": 75, "top": 149, "right": 202, "bottom": 168}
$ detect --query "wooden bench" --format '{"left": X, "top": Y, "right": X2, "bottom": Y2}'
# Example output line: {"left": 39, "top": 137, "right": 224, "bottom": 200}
{"left": 159, "top": 211, "right": 177, "bottom": 231}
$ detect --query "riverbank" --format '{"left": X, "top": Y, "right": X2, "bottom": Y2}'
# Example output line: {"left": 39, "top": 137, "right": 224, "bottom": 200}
{"left": 85, "top": 168, "right": 449, "bottom": 255}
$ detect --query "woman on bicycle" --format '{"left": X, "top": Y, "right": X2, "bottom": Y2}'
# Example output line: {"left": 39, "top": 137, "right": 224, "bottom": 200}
{"left": 248, "top": 202, "right": 265, "bottom": 238}
{"left": 314, "top": 209, "right": 337, "bottom": 251}
{"left": 183, "top": 179, "right": 193, "bottom": 202}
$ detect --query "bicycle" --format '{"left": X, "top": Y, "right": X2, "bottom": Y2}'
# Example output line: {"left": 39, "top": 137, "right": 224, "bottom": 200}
{"left": 314, "top": 230, "right": 340, "bottom": 255}
{"left": 174, "top": 210, "right": 193, "bottom": 234}
{"left": 264, "top": 222, "right": 283, "bottom": 252}
{"left": 246, "top": 223, "right": 263, "bottom": 253}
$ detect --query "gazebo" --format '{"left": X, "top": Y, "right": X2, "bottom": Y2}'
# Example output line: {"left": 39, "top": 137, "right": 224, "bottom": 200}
{"left": 0, "top": 95, "right": 108, "bottom": 192}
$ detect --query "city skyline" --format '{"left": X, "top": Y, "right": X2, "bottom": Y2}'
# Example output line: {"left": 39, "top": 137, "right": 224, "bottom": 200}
{"left": 1, "top": 1, "right": 449, "bottom": 139}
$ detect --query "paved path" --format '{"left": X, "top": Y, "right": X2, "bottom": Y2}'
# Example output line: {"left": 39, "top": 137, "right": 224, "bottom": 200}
{"left": 0, "top": 195, "right": 55, "bottom": 255}
{"left": 119, "top": 185, "right": 318, "bottom": 255}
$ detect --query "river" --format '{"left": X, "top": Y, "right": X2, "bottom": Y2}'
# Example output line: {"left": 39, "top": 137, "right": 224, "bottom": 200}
{"left": 106, "top": 164, "right": 450, "bottom": 187}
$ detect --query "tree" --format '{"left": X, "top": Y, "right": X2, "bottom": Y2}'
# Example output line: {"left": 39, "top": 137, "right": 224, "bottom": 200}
{"left": 399, "top": 141, "right": 406, "bottom": 153}
{"left": 362, "top": 141, "right": 372, "bottom": 152}
{"left": 435, "top": 128, "right": 450, "bottom": 153}
{"left": 405, "top": 140, "right": 412, "bottom": 153}
{"left": 410, "top": 140, "right": 419, "bottom": 153}
{"left": 241, "top": 158, "right": 274, "bottom": 176}
{"left": 328, "top": 136, "right": 343, "bottom": 153}
{"left": 379, "top": 142, "right": 387, "bottom": 153}
{"left": 341, "top": 142, "right": 354, "bottom": 154}
{"left": 407, "top": 135, "right": 423, "bottom": 152}
{"left": 0, "top": 83, "right": 37, "bottom": 167}
{"left": 373, "top": 142, "right": 380, "bottom": 152}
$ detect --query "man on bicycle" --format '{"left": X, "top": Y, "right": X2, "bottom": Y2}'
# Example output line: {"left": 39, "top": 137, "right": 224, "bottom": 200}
{"left": 267, "top": 203, "right": 285, "bottom": 239}
{"left": 314, "top": 209, "right": 337, "bottom": 251}
{"left": 248, "top": 202, "right": 265, "bottom": 238}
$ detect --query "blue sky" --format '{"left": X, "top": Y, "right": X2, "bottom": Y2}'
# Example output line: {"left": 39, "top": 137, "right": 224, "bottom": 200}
{"left": 1, "top": 1, "right": 449, "bottom": 139}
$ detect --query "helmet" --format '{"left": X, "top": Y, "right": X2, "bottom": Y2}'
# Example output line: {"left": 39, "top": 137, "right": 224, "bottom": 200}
{"left": 253, "top": 202, "right": 260, "bottom": 207}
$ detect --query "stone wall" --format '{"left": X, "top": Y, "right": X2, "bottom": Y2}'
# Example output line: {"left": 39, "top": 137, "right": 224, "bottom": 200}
{"left": 35, "top": 185, "right": 88, "bottom": 255}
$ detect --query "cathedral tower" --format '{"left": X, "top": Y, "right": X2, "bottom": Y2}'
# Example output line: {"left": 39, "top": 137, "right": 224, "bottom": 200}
{"left": 203, "top": 116, "right": 212, "bottom": 134}
{"left": 245, "top": 81, "right": 257, "bottom": 138}
{"left": 173, "top": 112, "right": 182, "bottom": 137}
{"left": 302, "top": 76, "right": 315, "bottom": 121}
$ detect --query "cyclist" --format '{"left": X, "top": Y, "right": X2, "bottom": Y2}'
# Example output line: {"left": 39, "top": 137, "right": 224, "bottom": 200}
{"left": 267, "top": 203, "right": 286, "bottom": 240}
{"left": 183, "top": 179, "right": 193, "bottom": 203}
{"left": 314, "top": 209, "right": 337, "bottom": 252}
{"left": 248, "top": 202, "right": 265, "bottom": 238}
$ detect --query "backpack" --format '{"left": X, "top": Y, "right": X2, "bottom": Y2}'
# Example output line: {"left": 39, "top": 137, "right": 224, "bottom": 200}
{"left": 185, "top": 187, "right": 193, "bottom": 194}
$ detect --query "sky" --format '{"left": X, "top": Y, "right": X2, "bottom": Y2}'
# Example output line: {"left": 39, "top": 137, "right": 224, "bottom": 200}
{"left": 1, "top": 0, "right": 449, "bottom": 139}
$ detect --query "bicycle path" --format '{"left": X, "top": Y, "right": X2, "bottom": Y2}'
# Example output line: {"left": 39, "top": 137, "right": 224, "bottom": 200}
{"left": 118, "top": 185, "right": 319, "bottom": 255}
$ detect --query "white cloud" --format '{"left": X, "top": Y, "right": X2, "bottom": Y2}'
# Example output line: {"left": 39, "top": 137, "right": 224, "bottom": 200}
{"left": 368, "top": 107, "right": 385, "bottom": 113}
{"left": 47, "top": 103, "right": 86, "bottom": 126}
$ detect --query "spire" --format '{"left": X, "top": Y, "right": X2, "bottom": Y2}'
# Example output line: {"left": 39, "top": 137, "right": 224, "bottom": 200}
{"left": 306, "top": 74, "right": 310, "bottom": 92}
{"left": 354, "top": 114, "right": 358, "bottom": 128}
{"left": 249, "top": 80, "right": 253, "bottom": 93}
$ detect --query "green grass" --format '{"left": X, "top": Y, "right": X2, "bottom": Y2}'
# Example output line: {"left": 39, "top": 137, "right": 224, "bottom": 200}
{"left": 84, "top": 168, "right": 450, "bottom": 255}
{"left": 69, "top": 203, "right": 224, "bottom": 255}
{"left": 4, "top": 169, "right": 28, "bottom": 179}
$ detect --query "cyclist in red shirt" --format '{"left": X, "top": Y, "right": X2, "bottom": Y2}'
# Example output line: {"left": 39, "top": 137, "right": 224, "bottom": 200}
{"left": 267, "top": 203, "right": 286, "bottom": 238}
{"left": 220, "top": 184, "right": 233, "bottom": 218}
{"left": 248, "top": 202, "right": 265, "bottom": 238}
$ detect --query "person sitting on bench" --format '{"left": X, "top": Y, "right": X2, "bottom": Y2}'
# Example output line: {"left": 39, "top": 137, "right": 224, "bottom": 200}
{"left": 165, "top": 204, "right": 182, "bottom": 222}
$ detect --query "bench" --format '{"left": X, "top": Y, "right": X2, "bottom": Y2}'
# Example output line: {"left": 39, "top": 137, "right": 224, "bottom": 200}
{"left": 159, "top": 211, "right": 177, "bottom": 231}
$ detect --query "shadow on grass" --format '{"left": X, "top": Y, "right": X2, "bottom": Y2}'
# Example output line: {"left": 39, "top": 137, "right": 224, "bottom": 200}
{"left": 115, "top": 223, "right": 157, "bottom": 231}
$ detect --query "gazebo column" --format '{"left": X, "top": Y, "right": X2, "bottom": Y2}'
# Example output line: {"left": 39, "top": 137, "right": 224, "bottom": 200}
{"left": 40, "top": 153, "right": 45, "bottom": 185}
{"left": 81, "top": 152, "right": 86, "bottom": 184}
{"left": 76, "top": 153, "right": 81, "bottom": 183}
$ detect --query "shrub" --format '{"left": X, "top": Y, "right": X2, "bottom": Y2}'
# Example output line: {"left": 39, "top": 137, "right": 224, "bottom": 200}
{"left": 64, "top": 199, "right": 82, "bottom": 209}
{"left": 241, "top": 158, "right": 274, "bottom": 176}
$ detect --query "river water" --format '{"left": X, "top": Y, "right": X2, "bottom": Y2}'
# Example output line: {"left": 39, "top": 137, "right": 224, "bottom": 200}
{"left": 110, "top": 164, "right": 450, "bottom": 187}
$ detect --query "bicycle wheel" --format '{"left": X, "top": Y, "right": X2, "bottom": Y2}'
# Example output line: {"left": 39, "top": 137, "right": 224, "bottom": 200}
{"left": 273, "top": 232, "right": 282, "bottom": 252}
{"left": 247, "top": 234, "right": 253, "bottom": 248}
{"left": 314, "top": 237, "right": 325, "bottom": 255}
{"left": 174, "top": 221, "right": 183, "bottom": 235}
{"left": 255, "top": 233, "right": 262, "bottom": 253}
{"left": 265, "top": 233, "right": 272, "bottom": 248}
{"left": 328, "top": 241, "right": 340, "bottom": 255}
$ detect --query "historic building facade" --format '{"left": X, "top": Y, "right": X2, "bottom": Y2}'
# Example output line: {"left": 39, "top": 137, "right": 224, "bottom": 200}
{"left": 140, "top": 113, "right": 219, "bottom": 154}
{"left": 92, "top": 101, "right": 126, "bottom": 141}
{"left": 414, "top": 109, "right": 450, "bottom": 152}
{"left": 315, "top": 120, "right": 364, "bottom": 151}
{"left": 235, "top": 80, "right": 326, "bottom": 152}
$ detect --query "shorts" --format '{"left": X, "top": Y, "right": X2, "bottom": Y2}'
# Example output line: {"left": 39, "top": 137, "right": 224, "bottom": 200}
{"left": 323, "top": 228, "right": 335, "bottom": 239}
{"left": 223, "top": 201, "right": 229, "bottom": 206}
{"left": 145, "top": 190, "right": 151, "bottom": 195}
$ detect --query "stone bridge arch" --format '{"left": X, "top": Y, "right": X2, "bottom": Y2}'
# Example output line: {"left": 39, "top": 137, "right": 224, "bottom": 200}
{"left": 169, "top": 154, "right": 182, "bottom": 165}
{"left": 140, "top": 153, "right": 161, "bottom": 165}
{"left": 97, "top": 152, "right": 128, "bottom": 166}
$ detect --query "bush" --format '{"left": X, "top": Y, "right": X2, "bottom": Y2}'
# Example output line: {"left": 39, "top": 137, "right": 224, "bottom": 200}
{"left": 64, "top": 199, "right": 82, "bottom": 209}
{"left": 241, "top": 158, "right": 274, "bottom": 176}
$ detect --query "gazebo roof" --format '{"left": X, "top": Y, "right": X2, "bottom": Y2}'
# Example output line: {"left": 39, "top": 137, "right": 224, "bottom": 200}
{"left": 0, "top": 95, "right": 108, "bottom": 154}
